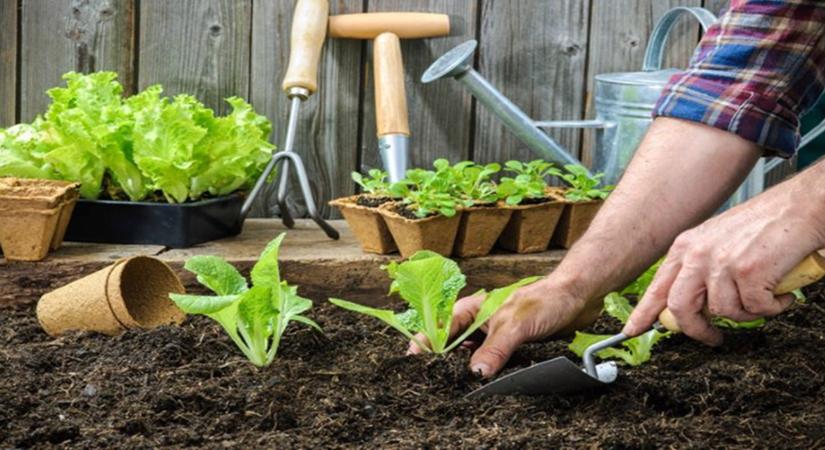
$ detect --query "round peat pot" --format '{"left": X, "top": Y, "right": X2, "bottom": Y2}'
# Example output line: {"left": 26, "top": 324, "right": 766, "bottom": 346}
{"left": 36, "top": 256, "right": 186, "bottom": 336}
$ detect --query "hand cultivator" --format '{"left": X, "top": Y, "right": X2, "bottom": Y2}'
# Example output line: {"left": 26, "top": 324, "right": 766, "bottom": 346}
{"left": 241, "top": 0, "right": 338, "bottom": 240}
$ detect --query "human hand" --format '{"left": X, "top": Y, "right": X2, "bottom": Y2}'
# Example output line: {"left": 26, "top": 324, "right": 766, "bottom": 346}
{"left": 407, "top": 278, "right": 601, "bottom": 378}
{"left": 623, "top": 188, "right": 825, "bottom": 345}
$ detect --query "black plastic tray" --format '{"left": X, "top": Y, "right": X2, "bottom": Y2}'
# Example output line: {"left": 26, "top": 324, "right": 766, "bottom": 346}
{"left": 64, "top": 194, "right": 245, "bottom": 248}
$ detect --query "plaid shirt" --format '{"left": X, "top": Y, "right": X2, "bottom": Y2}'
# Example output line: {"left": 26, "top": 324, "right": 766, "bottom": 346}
{"left": 653, "top": 0, "right": 825, "bottom": 157}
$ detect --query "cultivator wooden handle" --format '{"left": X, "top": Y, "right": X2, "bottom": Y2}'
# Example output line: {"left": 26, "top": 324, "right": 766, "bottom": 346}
{"left": 374, "top": 32, "right": 410, "bottom": 137}
{"left": 658, "top": 251, "right": 825, "bottom": 333}
{"left": 282, "top": 0, "right": 329, "bottom": 95}
{"left": 328, "top": 12, "right": 450, "bottom": 39}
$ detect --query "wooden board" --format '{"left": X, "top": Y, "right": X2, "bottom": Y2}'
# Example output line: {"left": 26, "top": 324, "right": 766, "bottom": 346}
{"left": 474, "top": 0, "right": 590, "bottom": 164}
{"left": 19, "top": 0, "right": 135, "bottom": 121}
{"left": 138, "top": 0, "right": 250, "bottom": 115}
{"left": 247, "top": 0, "right": 364, "bottom": 219}
{"left": 581, "top": 0, "right": 703, "bottom": 165}
{"left": 0, "top": 0, "right": 17, "bottom": 127}
{"left": 0, "top": 219, "right": 565, "bottom": 305}
{"left": 358, "top": 0, "right": 478, "bottom": 171}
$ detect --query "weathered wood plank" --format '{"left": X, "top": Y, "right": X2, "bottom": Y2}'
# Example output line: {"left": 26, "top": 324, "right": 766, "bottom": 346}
{"left": 474, "top": 0, "right": 590, "bottom": 165}
{"left": 248, "top": 0, "right": 363, "bottom": 219}
{"left": 358, "top": 0, "right": 478, "bottom": 172}
{"left": 702, "top": 0, "right": 729, "bottom": 15}
{"left": 1, "top": 219, "right": 565, "bottom": 305}
{"left": 581, "top": 0, "right": 703, "bottom": 165}
{"left": 0, "top": 0, "right": 17, "bottom": 127}
{"left": 138, "top": 0, "right": 250, "bottom": 116}
{"left": 20, "top": 0, "right": 134, "bottom": 122}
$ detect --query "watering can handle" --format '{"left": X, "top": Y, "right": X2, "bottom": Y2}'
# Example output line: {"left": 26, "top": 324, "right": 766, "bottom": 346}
{"left": 642, "top": 7, "right": 717, "bottom": 72}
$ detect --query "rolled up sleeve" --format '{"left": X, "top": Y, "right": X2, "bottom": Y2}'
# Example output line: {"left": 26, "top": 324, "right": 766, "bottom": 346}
{"left": 653, "top": 0, "right": 825, "bottom": 157}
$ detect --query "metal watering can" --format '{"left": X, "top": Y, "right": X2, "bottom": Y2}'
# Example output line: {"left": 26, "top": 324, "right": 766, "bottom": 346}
{"left": 423, "top": 7, "right": 819, "bottom": 207}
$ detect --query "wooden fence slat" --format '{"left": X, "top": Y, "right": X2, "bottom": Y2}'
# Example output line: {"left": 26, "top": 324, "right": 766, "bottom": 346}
{"left": 581, "top": 0, "right": 702, "bottom": 165}
{"left": 248, "top": 0, "right": 364, "bottom": 219}
{"left": 20, "top": 0, "right": 134, "bottom": 122}
{"left": 702, "top": 0, "right": 729, "bottom": 15}
{"left": 474, "top": 0, "right": 590, "bottom": 165}
{"left": 358, "top": 0, "right": 478, "bottom": 172}
{"left": 0, "top": 0, "right": 17, "bottom": 126}
{"left": 138, "top": 0, "right": 250, "bottom": 116}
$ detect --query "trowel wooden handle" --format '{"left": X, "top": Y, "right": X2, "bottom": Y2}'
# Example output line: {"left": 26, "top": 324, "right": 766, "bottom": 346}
{"left": 658, "top": 252, "right": 825, "bottom": 333}
{"left": 329, "top": 12, "right": 450, "bottom": 39}
{"left": 374, "top": 32, "right": 410, "bottom": 137}
{"left": 282, "top": 0, "right": 329, "bottom": 95}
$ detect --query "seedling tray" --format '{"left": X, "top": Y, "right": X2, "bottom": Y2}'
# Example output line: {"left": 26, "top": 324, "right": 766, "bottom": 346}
{"left": 64, "top": 194, "right": 244, "bottom": 248}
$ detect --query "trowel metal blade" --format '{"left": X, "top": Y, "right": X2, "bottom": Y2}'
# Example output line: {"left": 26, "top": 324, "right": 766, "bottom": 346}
{"left": 465, "top": 357, "right": 614, "bottom": 398}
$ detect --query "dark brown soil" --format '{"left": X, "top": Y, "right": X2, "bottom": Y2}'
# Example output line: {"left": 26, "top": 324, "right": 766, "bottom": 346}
{"left": 518, "top": 196, "right": 550, "bottom": 206}
{"left": 354, "top": 195, "right": 393, "bottom": 209}
{"left": 3, "top": 284, "right": 825, "bottom": 449}
{"left": 395, "top": 204, "right": 436, "bottom": 221}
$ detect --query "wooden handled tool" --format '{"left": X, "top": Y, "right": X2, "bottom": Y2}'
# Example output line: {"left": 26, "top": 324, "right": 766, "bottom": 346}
{"left": 374, "top": 33, "right": 410, "bottom": 138}
{"left": 282, "top": 0, "right": 329, "bottom": 95}
{"left": 329, "top": 12, "right": 450, "bottom": 39}
{"left": 658, "top": 251, "right": 825, "bottom": 332}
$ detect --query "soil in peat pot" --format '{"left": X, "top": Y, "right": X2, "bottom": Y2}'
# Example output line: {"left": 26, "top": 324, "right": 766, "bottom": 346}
{"left": 3, "top": 283, "right": 825, "bottom": 448}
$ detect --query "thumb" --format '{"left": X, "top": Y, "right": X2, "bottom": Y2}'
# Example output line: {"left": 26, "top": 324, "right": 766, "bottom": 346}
{"left": 469, "top": 326, "right": 523, "bottom": 378}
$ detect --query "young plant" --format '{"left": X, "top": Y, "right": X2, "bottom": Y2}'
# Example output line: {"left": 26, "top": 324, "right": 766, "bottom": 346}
{"left": 169, "top": 233, "right": 320, "bottom": 367}
{"left": 329, "top": 251, "right": 539, "bottom": 353}
{"left": 447, "top": 161, "right": 500, "bottom": 207}
{"left": 552, "top": 164, "right": 613, "bottom": 202}
{"left": 391, "top": 160, "right": 461, "bottom": 218}
{"left": 496, "top": 159, "right": 556, "bottom": 205}
{"left": 351, "top": 169, "right": 394, "bottom": 197}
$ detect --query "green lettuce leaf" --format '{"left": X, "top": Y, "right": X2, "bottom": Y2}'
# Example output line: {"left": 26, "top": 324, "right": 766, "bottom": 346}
{"left": 183, "top": 255, "right": 248, "bottom": 296}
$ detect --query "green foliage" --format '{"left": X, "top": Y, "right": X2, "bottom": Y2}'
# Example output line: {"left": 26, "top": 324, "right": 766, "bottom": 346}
{"left": 351, "top": 169, "right": 394, "bottom": 197}
{"left": 496, "top": 159, "right": 556, "bottom": 205}
{"left": 390, "top": 159, "right": 462, "bottom": 218}
{"left": 444, "top": 161, "right": 500, "bottom": 206}
{"left": 169, "top": 233, "right": 320, "bottom": 367}
{"left": 329, "top": 250, "right": 539, "bottom": 354}
{"left": 552, "top": 164, "right": 613, "bottom": 202}
{"left": 0, "top": 71, "right": 274, "bottom": 203}
{"left": 569, "top": 292, "right": 670, "bottom": 366}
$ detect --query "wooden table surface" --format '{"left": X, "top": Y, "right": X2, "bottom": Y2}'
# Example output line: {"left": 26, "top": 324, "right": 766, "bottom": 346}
{"left": 1, "top": 219, "right": 565, "bottom": 305}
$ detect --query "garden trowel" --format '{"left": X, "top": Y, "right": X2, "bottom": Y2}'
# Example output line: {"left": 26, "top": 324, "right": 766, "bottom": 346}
{"left": 467, "top": 251, "right": 825, "bottom": 398}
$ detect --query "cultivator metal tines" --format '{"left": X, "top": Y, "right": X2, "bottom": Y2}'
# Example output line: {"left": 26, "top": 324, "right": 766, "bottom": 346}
{"left": 240, "top": 0, "right": 338, "bottom": 240}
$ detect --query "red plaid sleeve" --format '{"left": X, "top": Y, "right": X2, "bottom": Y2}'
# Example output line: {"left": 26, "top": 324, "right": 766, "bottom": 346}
{"left": 653, "top": 0, "right": 825, "bottom": 157}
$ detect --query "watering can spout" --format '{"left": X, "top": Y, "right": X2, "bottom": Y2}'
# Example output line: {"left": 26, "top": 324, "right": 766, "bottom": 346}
{"left": 422, "top": 40, "right": 590, "bottom": 175}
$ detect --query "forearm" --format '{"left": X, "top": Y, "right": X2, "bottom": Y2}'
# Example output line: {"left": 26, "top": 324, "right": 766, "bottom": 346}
{"left": 548, "top": 117, "right": 762, "bottom": 303}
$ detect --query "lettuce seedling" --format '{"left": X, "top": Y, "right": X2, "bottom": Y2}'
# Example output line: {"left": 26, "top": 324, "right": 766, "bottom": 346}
{"left": 169, "top": 233, "right": 320, "bottom": 367}
{"left": 551, "top": 164, "right": 613, "bottom": 202}
{"left": 496, "top": 159, "right": 556, "bottom": 205}
{"left": 446, "top": 161, "right": 500, "bottom": 207}
{"left": 352, "top": 169, "right": 394, "bottom": 197}
{"left": 390, "top": 161, "right": 461, "bottom": 218}
{"left": 329, "top": 251, "right": 539, "bottom": 353}
{"left": 569, "top": 292, "right": 670, "bottom": 366}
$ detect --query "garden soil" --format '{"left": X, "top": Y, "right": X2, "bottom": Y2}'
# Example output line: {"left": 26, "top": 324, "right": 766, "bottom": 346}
{"left": 3, "top": 283, "right": 825, "bottom": 448}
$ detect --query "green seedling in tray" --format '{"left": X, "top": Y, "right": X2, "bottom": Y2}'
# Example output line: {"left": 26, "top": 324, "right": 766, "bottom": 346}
{"left": 496, "top": 159, "right": 556, "bottom": 205}
{"left": 169, "top": 233, "right": 320, "bottom": 367}
{"left": 352, "top": 169, "right": 394, "bottom": 198}
{"left": 330, "top": 250, "right": 539, "bottom": 354}
{"left": 390, "top": 160, "right": 462, "bottom": 218}
{"left": 551, "top": 164, "right": 614, "bottom": 202}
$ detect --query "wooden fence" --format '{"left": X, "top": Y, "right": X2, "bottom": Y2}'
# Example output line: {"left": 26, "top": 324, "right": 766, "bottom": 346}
{"left": 1, "top": 0, "right": 764, "bottom": 218}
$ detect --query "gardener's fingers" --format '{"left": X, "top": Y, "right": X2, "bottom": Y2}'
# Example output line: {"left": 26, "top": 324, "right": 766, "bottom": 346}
{"left": 623, "top": 259, "right": 681, "bottom": 336}
{"left": 706, "top": 270, "right": 760, "bottom": 322}
{"left": 667, "top": 265, "right": 722, "bottom": 346}
{"left": 406, "top": 293, "right": 485, "bottom": 355}
{"left": 469, "top": 321, "right": 523, "bottom": 378}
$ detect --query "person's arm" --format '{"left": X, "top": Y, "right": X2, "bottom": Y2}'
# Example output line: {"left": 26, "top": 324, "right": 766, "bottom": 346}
{"left": 624, "top": 157, "right": 825, "bottom": 344}
{"left": 409, "top": 117, "right": 761, "bottom": 377}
